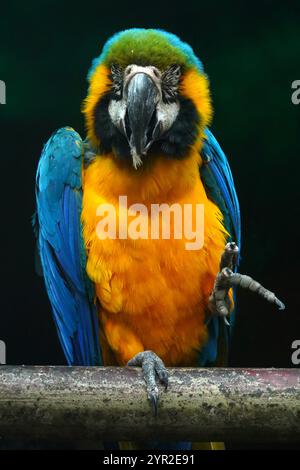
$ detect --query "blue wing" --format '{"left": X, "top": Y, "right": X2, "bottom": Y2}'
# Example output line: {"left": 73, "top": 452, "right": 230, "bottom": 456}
{"left": 201, "top": 128, "right": 241, "bottom": 248}
{"left": 198, "top": 128, "right": 241, "bottom": 366}
{"left": 35, "top": 127, "right": 102, "bottom": 366}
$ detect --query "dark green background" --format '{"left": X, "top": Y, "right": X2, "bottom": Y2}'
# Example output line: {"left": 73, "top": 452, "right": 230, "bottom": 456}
{"left": 0, "top": 0, "right": 299, "bottom": 448}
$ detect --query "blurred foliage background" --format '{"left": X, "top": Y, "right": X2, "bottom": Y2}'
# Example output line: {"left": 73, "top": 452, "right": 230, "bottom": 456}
{"left": 0, "top": 0, "right": 299, "bottom": 382}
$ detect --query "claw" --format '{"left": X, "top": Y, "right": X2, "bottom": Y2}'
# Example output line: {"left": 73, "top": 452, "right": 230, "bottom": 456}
{"left": 275, "top": 299, "right": 285, "bottom": 310}
{"left": 127, "top": 350, "right": 168, "bottom": 416}
{"left": 274, "top": 298, "right": 286, "bottom": 311}
{"left": 153, "top": 355, "right": 169, "bottom": 390}
{"left": 149, "top": 389, "right": 159, "bottom": 417}
{"left": 209, "top": 243, "right": 286, "bottom": 317}
{"left": 220, "top": 242, "right": 239, "bottom": 270}
{"left": 158, "top": 370, "right": 169, "bottom": 390}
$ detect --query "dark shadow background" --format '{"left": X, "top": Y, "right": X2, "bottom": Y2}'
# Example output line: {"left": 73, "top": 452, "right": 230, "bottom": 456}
{"left": 0, "top": 0, "right": 299, "bottom": 449}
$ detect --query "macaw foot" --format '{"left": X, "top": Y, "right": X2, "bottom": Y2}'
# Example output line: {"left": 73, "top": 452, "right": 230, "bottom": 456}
{"left": 209, "top": 242, "right": 285, "bottom": 322}
{"left": 127, "top": 350, "right": 168, "bottom": 416}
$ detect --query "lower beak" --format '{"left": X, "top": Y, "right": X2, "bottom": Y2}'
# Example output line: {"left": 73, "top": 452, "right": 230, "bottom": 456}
{"left": 125, "top": 73, "right": 160, "bottom": 168}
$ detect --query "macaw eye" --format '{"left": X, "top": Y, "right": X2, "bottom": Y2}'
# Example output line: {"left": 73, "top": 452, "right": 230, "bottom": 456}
{"left": 110, "top": 64, "right": 124, "bottom": 99}
{"left": 161, "top": 64, "right": 181, "bottom": 103}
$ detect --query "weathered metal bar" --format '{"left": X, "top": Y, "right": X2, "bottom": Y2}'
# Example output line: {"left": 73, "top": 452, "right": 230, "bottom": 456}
{"left": 0, "top": 366, "right": 299, "bottom": 443}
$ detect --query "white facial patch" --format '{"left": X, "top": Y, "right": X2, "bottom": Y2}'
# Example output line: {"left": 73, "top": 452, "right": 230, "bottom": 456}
{"left": 108, "top": 99, "right": 127, "bottom": 132}
{"left": 156, "top": 101, "right": 180, "bottom": 133}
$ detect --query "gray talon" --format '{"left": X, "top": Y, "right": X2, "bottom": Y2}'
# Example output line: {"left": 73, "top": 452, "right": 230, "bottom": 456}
{"left": 209, "top": 243, "right": 286, "bottom": 318}
{"left": 220, "top": 241, "right": 239, "bottom": 270}
{"left": 127, "top": 350, "right": 168, "bottom": 416}
{"left": 157, "top": 370, "right": 169, "bottom": 390}
{"left": 149, "top": 389, "right": 159, "bottom": 416}
{"left": 276, "top": 299, "right": 286, "bottom": 311}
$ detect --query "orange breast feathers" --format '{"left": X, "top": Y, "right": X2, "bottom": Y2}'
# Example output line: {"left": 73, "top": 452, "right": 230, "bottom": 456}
{"left": 81, "top": 148, "right": 227, "bottom": 367}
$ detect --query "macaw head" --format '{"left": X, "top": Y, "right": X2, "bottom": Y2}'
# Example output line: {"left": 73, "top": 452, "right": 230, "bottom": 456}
{"left": 83, "top": 29, "right": 212, "bottom": 169}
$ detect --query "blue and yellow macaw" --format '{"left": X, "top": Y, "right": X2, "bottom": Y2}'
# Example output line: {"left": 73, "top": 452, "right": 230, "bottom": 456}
{"left": 34, "top": 29, "right": 284, "bottom": 449}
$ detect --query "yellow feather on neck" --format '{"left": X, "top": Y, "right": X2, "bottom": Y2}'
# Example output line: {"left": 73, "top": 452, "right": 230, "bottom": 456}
{"left": 82, "top": 147, "right": 201, "bottom": 205}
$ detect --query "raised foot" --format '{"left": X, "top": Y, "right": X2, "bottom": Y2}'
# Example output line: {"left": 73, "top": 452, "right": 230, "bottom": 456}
{"left": 127, "top": 350, "right": 168, "bottom": 416}
{"left": 209, "top": 242, "right": 285, "bottom": 320}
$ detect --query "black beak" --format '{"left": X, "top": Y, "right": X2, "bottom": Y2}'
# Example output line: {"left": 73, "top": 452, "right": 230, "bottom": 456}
{"left": 125, "top": 73, "right": 160, "bottom": 167}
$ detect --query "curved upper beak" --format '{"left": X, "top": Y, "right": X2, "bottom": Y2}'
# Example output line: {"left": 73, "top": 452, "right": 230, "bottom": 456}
{"left": 124, "top": 72, "right": 161, "bottom": 168}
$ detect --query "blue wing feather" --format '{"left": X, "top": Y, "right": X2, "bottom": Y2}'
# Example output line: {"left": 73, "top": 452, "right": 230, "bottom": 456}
{"left": 201, "top": 129, "right": 241, "bottom": 249}
{"left": 199, "top": 129, "right": 241, "bottom": 366}
{"left": 35, "top": 127, "right": 102, "bottom": 366}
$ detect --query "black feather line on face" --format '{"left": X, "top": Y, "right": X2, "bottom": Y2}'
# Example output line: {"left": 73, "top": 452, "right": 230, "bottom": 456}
{"left": 110, "top": 64, "right": 123, "bottom": 100}
{"left": 161, "top": 64, "right": 181, "bottom": 104}
{"left": 92, "top": 93, "right": 200, "bottom": 166}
